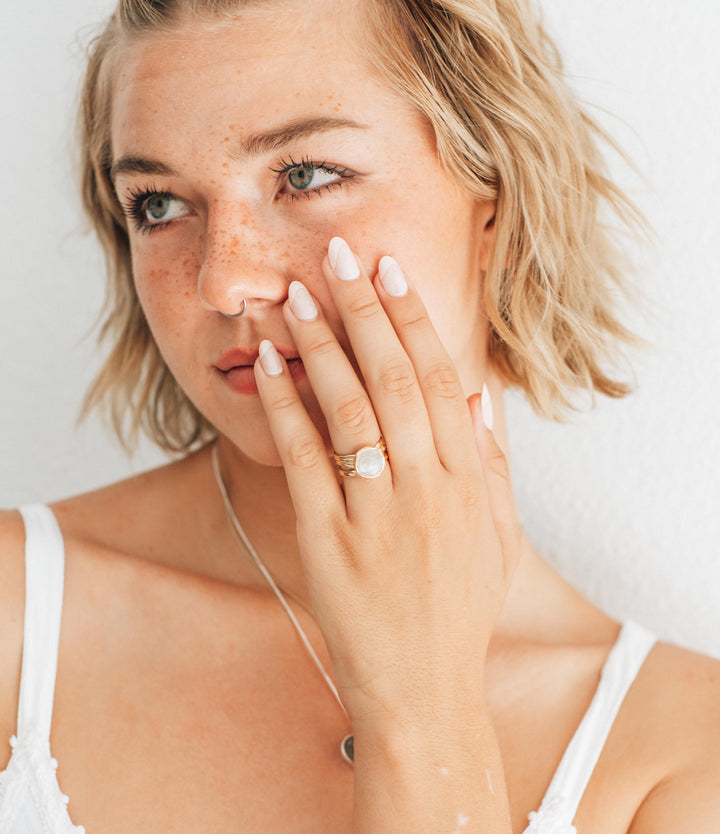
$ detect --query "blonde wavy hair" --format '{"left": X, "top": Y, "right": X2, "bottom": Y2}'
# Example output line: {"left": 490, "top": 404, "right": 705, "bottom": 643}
{"left": 80, "top": 0, "right": 646, "bottom": 453}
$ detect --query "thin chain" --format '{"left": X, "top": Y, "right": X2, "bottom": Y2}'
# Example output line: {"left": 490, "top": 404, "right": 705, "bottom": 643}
{"left": 224, "top": 506, "right": 315, "bottom": 617}
{"left": 210, "top": 443, "right": 349, "bottom": 719}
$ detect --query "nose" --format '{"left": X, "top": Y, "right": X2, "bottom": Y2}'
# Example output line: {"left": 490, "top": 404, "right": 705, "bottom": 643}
{"left": 197, "top": 203, "right": 288, "bottom": 316}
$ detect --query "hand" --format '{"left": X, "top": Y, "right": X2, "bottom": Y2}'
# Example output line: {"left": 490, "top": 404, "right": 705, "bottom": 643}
{"left": 253, "top": 236, "right": 522, "bottom": 732}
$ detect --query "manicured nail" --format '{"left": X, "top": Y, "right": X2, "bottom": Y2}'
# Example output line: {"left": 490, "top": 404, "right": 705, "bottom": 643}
{"left": 288, "top": 281, "right": 318, "bottom": 321}
{"left": 259, "top": 339, "right": 283, "bottom": 376}
{"left": 328, "top": 236, "right": 360, "bottom": 281}
{"left": 481, "top": 384, "right": 494, "bottom": 431}
{"left": 378, "top": 256, "right": 408, "bottom": 298}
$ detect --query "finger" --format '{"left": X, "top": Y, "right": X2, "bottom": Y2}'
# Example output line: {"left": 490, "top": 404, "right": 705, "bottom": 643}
{"left": 468, "top": 388, "right": 522, "bottom": 583}
{"left": 372, "top": 255, "right": 480, "bottom": 475}
{"left": 323, "top": 237, "right": 438, "bottom": 471}
{"left": 284, "top": 280, "right": 386, "bottom": 464}
{"left": 253, "top": 340, "right": 345, "bottom": 525}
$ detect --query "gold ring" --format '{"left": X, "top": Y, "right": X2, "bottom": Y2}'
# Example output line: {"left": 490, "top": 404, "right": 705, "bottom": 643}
{"left": 332, "top": 437, "right": 388, "bottom": 479}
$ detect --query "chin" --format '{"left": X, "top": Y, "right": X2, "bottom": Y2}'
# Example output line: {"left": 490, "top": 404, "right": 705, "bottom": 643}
{"left": 208, "top": 385, "right": 333, "bottom": 470}
{"left": 216, "top": 420, "right": 333, "bottom": 472}
{"left": 216, "top": 427, "right": 285, "bottom": 469}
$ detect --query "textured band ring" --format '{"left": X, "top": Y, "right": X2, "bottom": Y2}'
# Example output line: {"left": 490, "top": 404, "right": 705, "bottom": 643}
{"left": 332, "top": 437, "right": 388, "bottom": 479}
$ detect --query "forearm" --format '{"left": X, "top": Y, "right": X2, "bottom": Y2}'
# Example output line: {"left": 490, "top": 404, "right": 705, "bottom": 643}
{"left": 352, "top": 706, "right": 512, "bottom": 834}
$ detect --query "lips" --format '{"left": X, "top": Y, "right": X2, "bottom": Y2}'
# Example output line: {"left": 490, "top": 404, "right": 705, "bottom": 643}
{"left": 216, "top": 348, "right": 259, "bottom": 372}
{"left": 215, "top": 345, "right": 304, "bottom": 394}
{"left": 215, "top": 345, "right": 299, "bottom": 371}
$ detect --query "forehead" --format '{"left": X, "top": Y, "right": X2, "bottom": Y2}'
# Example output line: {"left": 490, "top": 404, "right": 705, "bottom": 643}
{"left": 110, "top": 0, "right": 409, "bottom": 155}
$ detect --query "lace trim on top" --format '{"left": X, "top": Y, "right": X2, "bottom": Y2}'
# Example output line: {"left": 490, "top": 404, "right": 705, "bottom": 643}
{"left": 0, "top": 731, "right": 84, "bottom": 834}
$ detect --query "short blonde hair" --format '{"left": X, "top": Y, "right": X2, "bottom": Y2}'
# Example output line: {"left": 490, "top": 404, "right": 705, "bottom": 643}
{"left": 80, "top": 0, "right": 646, "bottom": 453}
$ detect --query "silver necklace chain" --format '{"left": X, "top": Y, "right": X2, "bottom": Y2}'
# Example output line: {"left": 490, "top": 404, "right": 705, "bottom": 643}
{"left": 210, "top": 443, "right": 354, "bottom": 764}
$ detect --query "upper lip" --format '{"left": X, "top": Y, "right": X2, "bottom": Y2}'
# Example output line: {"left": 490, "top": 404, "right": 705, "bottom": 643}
{"left": 215, "top": 345, "right": 299, "bottom": 372}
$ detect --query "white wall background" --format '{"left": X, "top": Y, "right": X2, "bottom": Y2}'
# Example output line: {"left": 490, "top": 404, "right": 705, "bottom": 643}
{"left": 1, "top": 2, "right": 718, "bottom": 656}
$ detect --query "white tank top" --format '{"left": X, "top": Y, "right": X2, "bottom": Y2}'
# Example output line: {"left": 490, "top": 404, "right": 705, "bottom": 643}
{"left": 0, "top": 504, "right": 656, "bottom": 833}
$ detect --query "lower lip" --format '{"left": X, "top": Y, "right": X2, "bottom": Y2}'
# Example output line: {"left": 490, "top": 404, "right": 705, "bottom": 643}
{"left": 220, "top": 358, "right": 306, "bottom": 394}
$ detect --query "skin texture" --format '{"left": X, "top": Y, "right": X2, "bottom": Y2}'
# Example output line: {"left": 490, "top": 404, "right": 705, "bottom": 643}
{"left": 111, "top": 7, "right": 494, "bottom": 469}
{"left": 1, "top": 1, "right": 720, "bottom": 832}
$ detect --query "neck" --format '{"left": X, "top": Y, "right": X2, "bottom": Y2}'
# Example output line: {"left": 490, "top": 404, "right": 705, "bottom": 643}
{"left": 212, "top": 374, "right": 517, "bottom": 602}
{"left": 213, "top": 435, "right": 314, "bottom": 604}
{"left": 210, "top": 378, "right": 541, "bottom": 639}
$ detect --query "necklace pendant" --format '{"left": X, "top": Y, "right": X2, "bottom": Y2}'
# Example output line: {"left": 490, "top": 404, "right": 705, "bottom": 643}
{"left": 340, "top": 734, "right": 354, "bottom": 765}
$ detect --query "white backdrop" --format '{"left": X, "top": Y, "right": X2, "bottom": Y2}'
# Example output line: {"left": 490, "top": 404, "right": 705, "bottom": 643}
{"left": 1, "top": 2, "right": 719, "bottom": 656}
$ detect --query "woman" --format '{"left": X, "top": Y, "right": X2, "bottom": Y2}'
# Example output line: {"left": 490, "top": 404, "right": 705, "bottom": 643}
{"left": 1, "top": 0, "right": 718, "bottom": 831}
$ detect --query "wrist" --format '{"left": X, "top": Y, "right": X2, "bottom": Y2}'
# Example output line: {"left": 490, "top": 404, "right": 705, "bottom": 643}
{"left": 352, "top": 699, "right": 494, "bottom": 768}
{"left": 351, "top": 704, "right": 511, "bottom": 834}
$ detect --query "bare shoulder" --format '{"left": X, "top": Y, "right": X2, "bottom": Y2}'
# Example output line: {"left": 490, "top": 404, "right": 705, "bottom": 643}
{"left": 628, "top": 639, "right": 720, "bottom": 832}
{"left": 48, "top": 448, "right": 209, "bottom": 560}
{"left": 0, "top": 509, "right": 27, "bottom": 766}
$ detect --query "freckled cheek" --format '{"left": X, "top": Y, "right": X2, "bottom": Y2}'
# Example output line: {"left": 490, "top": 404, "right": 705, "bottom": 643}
{"left": 132, "top": 247, "right": 202, "bottom": 317}
{"left": 262, "top": 232, "right": 346, "bottom": 331}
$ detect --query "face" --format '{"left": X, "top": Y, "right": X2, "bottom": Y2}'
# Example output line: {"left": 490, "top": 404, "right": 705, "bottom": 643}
{"left": 110, "top": 0, "right": 496, "bottom": 465}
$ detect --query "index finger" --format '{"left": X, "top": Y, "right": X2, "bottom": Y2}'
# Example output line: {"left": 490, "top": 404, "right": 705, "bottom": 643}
{"left": 253, "top": 340, "right": 345, "bottom": 526}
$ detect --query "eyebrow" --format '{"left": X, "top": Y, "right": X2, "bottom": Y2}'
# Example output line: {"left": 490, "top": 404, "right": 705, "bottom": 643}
{"left": 110, "top": 116, "right": 368, "bottom": 181}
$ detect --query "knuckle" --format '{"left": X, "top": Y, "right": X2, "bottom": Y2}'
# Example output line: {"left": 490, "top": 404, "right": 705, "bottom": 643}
{"left": 347, "top": 295, "right": 382, "bottom": 319}
{"left": 267, "top": 393, "right": 298, "bottom": 413}
{"left": 334, "top": 393, "right": 373, "bottom": 433}
{"left": 457, "top": 474, "right": 484, "bottom": 509}
{"left": 485, "top": 448, "right": 510, "bottom": 482}
{"left": 397, "top": 311, "right": 429, "bottom": 333}
{"left": 378, "top": 359, "right": 417, "bottom": 403}
{"left": 422, "top": 361, "right": 462, "bottom": 399}
{"left": 287, "top": 436, "right": 324, "bottom": 471}
{"left": 304, "top": 336, "right": 337, "bottom": 362}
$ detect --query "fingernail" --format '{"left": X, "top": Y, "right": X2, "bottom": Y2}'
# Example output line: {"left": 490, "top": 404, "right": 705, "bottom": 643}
{"left": 481, "top": 384, "right": 494, "bottom": 431}
{"left": 328, "top": 236, "right": 360, "bottom": 281}
{"left": 259, "top": 340, "right": 283, "bottom": 376}
{"left": 378, "top": 256, "right": 408, "bottom": 298}
{"left": 288, "top": 281, "right": 318, "bottom": 321}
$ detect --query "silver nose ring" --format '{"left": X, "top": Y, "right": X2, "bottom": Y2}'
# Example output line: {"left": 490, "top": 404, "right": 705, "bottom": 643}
{"left": 220, "top": 298, "right": 247, "bottom": 319}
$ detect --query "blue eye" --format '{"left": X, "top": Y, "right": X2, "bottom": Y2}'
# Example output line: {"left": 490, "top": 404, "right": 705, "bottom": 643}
{"left": 274, "top": 157, "right": 356, "bottom": 200}
{"left": 143, "top": 194, "right": 188, "bottom": 224}
{"left": 146, "top": 195, "right": 172, "bottom": 220}
{"left": 287, "top": 165, "right": 342, "bottom": 192}
{"left": 120, "top": 188, "right": 189, "bottom": 234}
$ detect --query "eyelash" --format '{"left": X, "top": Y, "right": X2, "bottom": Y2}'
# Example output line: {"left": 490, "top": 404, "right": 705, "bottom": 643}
{"left": 119, "top": 158, "right": 357, "bottom": 235}
{"left": 270, "top": 155, "right": 356, "bottom": 201}
{"left": 120, "top": 185, "right": 175, "bottom": 235}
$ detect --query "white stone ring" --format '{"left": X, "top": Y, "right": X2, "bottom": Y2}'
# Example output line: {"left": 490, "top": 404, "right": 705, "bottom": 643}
{"left": 332, "top": 437, "right": 388, "bottom": 479}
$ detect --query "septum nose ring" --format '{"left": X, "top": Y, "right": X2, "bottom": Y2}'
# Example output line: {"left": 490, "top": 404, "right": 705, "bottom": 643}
{"left": 220, "top": 298, "right": 247, "bottom": 319}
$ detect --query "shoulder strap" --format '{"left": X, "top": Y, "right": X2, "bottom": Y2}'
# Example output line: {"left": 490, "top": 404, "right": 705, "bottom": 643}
{"left": 16, "top": 504, "right": 66, "bottom": 741}
{"left": 538, "top": 621, "right": 657, "bottom": 825}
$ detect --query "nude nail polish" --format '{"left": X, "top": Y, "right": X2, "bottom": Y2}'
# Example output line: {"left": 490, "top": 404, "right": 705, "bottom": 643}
{"left": 259, "top": 340, "right": 283, "bottom": 376}
{"left": 288, "top": 281, "right": 318, "bottom": 321}
{"left": 378, "top": 255, "right": 408, "bottom": 297}
{"left": 328, "top": 236, "right": 360, "bottom": 281}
